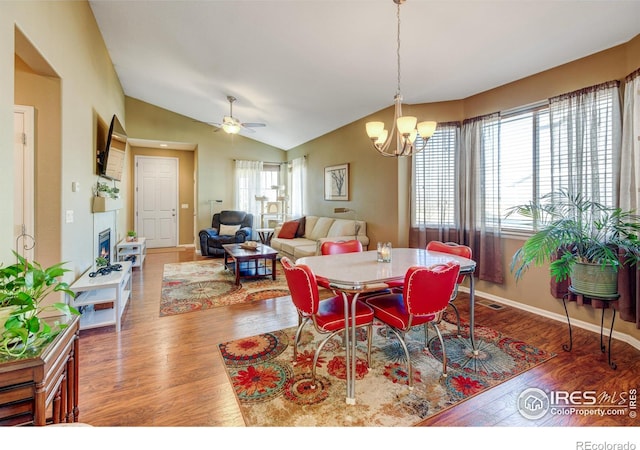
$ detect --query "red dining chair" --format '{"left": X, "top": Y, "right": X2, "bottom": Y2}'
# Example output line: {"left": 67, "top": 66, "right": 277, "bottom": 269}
{"left": 426, "top": 240, "right": 472, "bottom": 336}
{"left": 320, "top": 239, "right": 363, "bottom": 255}
{"left": 364, "top": 262, "right": 460, "bottom": 388}
{"left": 316, "top": 240, "right": 363, "bottom": 290}
{"left": 280, "top": 256, "right": 374, "bottom": 387}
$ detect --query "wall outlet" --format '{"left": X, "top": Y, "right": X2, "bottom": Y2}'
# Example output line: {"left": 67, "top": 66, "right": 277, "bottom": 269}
{"left": 65, "top": 210, "right": 74, "bottom": 223}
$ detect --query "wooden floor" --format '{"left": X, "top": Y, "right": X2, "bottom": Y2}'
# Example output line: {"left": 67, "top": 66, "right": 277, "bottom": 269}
{"left": 77, "top": 248, "right": 640, "bottom": 427}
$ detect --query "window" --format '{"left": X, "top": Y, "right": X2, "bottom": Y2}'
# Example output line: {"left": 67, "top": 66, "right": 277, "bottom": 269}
{"left": 502, "top": 84, "right": 618, "bottom": 231}
{"left": 259, "top": 164, "right": 282, "bottom": 202}
{"left": 500, "top": 105, "right": 551, "bottom": 231}
{"left": 412, "top": 123, "right": 460, "bottom": 227}
{"left": 412, "top": 82, "right": 619, "bottom": 234}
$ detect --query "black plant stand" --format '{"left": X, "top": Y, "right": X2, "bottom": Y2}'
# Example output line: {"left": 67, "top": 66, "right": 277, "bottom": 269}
{"left": 561, "top": 286, "right": 619, "bottom": 370}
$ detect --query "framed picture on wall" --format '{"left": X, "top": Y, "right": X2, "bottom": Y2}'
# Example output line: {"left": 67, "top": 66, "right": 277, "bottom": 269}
{"left": 324, "top": 163, "right": 349, "bottom": 201}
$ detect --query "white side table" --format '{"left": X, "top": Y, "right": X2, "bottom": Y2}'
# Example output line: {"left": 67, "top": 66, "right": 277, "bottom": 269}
{"left": 116, "top": 237, "right": 146, "bottom": 268}
{"left": 68, "top": 261, "right": 132, "bottom": 332}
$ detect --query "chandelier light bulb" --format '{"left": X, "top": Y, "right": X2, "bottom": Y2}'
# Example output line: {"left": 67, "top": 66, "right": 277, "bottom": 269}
{"left": 366, "top": 121, "right": 385, "bottom": 139}
{"left": 396, "top": 116, "right": 417, "bottom": 135}
{"left": 417, "top": 121, "right": 437, "bottom": 139}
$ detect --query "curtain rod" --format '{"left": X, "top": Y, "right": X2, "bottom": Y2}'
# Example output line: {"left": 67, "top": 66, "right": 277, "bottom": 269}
{"left": 233, "top": 159, "right": 284, "bottom": 165}
{"left": 233, "top": 155, "right": 307, "bottom": 164}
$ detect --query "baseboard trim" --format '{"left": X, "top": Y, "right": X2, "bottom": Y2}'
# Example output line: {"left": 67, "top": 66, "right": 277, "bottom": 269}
{"left": 459, "top": 286, "right": 640, "bottom": 351}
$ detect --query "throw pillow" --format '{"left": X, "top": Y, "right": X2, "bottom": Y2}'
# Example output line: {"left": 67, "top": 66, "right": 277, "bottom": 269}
{"left": 219, "top": 224, "right": 241, "bottom": 236}
{"left": 278, "top": 221, "right": 299, "bottom": 239}
{"left": 308, "top": 217, "right": 334, "bottom": 240}
{"left": 295, "top": 216, "right": 306, "bottom": 238}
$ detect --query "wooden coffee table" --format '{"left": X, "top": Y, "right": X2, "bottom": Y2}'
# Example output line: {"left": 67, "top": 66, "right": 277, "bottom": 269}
{"left": 222, "top": 243, "right": 279, "bottom": 286}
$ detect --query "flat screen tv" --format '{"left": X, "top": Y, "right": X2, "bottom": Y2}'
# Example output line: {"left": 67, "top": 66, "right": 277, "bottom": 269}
{"left": 98, "top": 114, "right": 127, "bottom": 181}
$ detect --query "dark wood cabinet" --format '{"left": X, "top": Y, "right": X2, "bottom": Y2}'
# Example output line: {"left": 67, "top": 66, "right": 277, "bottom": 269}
{"left": 0, "top": 315, "right": 79, "bottom": 426}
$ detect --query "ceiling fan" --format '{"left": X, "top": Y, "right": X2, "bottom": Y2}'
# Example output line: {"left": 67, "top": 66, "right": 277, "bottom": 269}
{"left": 213, "top": 95, "right": 266, "bottom": 134}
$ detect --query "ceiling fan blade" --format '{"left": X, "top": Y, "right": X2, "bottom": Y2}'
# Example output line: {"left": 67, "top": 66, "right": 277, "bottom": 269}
{"left": 242, "top": 123, "right": 266, "bottom": 128}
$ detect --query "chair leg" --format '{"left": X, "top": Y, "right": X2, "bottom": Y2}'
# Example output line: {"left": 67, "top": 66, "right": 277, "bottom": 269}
{"left": 431, "top": 322, "right": 447, "bottom": 378}
{"left": 386, "top": 327, "right": 413, "bottom": 389}
{"left": 366, "top": 323, "right": 372, "bottom": 369}
{"left": 311, "top": 330, "right": 341, "bottom": 388}
{"left": 293, "top": 315, "right": 310, "bottom": 365}
{"left": 449, "top": 301, "right": 461, "bottom": 337}
{"left": 423, "top": 324, "right": 429, "bottom": 350}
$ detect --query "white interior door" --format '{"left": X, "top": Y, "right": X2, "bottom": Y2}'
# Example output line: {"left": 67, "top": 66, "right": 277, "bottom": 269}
{"left": 13, "top": 105, "right": 35, "bottom": 261}
{"left": 135, "top": 156, "right": 178, "bottom": 248}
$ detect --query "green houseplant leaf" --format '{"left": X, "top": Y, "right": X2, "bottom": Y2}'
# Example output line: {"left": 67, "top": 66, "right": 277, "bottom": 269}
{"left": 0, "top": 251, "right": 79, "bottom": 358}
{"left": 508, "top": 190, "right": 640, "bottom": 285}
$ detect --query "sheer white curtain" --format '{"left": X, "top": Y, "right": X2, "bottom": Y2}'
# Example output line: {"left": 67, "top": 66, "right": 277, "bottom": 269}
{"left": 548, "top": 81, "right": 621, "bottom": 206}
{"left": 289, "top": 156, "right": 306, "bottom": 218}
{"left": 619, "top": 70, "right": 640, "bottom": 213}
{"left": 234, "top": 160, "right": 263, "bottom": 235}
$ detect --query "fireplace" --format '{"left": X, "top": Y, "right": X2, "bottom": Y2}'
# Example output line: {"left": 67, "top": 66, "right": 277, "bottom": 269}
{"left": 98, "top": 228, "right": 111, "bottom": 263}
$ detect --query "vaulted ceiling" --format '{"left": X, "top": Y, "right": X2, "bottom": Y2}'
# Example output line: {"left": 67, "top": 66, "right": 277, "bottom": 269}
{"left": 89, "top": 0, "right": 640, "bottom": 150}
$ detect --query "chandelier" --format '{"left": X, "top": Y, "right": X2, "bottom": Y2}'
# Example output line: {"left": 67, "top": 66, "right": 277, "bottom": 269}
{"left": 366, "top": 0, "right": 436, "bottom": 157}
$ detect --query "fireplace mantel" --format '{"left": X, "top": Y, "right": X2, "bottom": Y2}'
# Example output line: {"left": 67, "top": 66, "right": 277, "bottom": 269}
{"left": 92, "top": 196, "right": 123, "bottom": 213}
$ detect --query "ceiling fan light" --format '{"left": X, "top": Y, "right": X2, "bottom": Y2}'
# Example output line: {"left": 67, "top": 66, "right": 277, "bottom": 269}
{"left": 222, "top": 122, "right": 241, "bottom": 134}
{"left": 417, "top": 121, "right": 437, "bottom": 139}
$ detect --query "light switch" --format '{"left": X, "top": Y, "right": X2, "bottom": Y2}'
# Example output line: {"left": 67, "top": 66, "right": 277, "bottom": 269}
{"left": 181, "top": 203, "right": 189, "bottom": 209}
{"left": 72, "top": 181, "right": 80, "bottom": 192}
{"left": 65, "top": 210, "right": 74, "bottom": 223}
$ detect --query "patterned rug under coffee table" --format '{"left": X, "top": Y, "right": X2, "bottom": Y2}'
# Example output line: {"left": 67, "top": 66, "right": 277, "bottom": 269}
{"left": 218, "top": 314, "right": 556, "bottom": 426}
{"left": 160, "top": 259, "right": 293, "bottom": 317}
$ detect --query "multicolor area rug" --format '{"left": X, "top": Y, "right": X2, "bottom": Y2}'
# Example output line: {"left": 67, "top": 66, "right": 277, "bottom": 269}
{"left": 218, "top": 314, "right": 556, "bottom": 426}
{"left": 160, "top": 259, "right": 292, "bottom": 317}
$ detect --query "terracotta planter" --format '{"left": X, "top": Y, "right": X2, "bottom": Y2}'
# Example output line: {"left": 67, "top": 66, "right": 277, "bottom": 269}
{"left": 570, "top": 261, "right": 618, "bottom": 297}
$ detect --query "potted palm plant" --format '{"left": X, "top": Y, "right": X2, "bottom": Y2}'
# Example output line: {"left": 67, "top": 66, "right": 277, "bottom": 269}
{"left": 508, "top": 190, "right": 640, "bottom": 297}
{"left": 0, "top": 251, "right": 79, "bottom": 358}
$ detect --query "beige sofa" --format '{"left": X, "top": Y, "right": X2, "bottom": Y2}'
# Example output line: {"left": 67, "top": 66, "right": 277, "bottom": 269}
{"left": 270, "top": 215, "right": 369, "bottom": 260}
